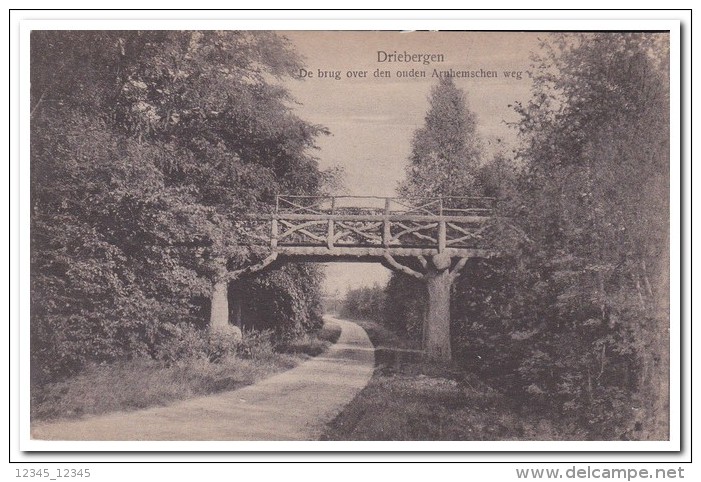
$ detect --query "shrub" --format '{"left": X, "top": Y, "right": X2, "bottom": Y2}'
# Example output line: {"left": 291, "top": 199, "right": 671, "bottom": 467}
{"left": 152, "top": 323, "right": 242, "bottom": 364}
{"left": 237, "top": 329, "right": 276, "bottom": 360}
{"left": 202, "top": 325, "right": 243, "bottom": 362}
{"left": 340, "top": 284, "right": 387, "bottom": 322}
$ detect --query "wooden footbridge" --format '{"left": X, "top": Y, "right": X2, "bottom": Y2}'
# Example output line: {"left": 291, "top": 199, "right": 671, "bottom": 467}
{"left": 213, "top": 195, "right": 500, "bottom": 360}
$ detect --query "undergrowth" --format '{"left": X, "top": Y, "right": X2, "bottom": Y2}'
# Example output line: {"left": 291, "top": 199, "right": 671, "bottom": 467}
{"left": 31, "top": 321, "right": 340, "bottom": 423}
{"left": 321, "top": 319, "right": 585, "bottom": 441}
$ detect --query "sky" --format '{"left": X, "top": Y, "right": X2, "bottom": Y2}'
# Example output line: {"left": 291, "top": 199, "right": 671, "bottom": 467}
{"left": 279, "top": 31, "right": 542, "bottom": 294}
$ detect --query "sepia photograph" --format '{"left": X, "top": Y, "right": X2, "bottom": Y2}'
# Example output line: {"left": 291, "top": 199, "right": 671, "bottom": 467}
{"left": 24, "top": 26, "right": 673, "bottom": 448}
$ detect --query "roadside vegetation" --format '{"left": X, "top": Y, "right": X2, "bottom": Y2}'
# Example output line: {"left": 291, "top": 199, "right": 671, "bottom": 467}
{"left": 335, "top": 32, "right": 669, "bottom": 441}
{"left": 321, "top": 319, "right": 580, "bottom": 441}
{"left": 31, "top": 321, "right": 342, "bottom": 422}
{"left": 30, "top": 31, "right": 337, "bottom": 421}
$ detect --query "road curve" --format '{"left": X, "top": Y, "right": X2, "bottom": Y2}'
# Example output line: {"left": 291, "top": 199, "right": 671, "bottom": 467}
{"left": 31, "top": 317, "right": 375, "bottom": 441}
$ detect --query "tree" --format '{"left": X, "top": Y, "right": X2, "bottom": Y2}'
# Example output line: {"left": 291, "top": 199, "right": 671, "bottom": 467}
{"left": 382, "top": 33, "right": 670, "bottom": 439}
{"left": 30, "top": 31, "right": 329, "bottom": 382}
{"left": 384, "top": 78, "right": 486, "bottom": 360}
{"left": 340, "top": 284, "right": 386, "bottom": 321}
{"left": 508, "top": 32, "right": 670, "bottom": 439}
{"left": 398, "top": 77, "right": 483, "bottom": 198}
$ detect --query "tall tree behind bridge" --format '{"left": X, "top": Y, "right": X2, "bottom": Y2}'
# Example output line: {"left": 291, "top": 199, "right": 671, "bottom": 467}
{"left": 398, "top": 77, "right": 483, "bottom": 198}
{"left": 387, "top": 77, "right": 485, "bottom": 341}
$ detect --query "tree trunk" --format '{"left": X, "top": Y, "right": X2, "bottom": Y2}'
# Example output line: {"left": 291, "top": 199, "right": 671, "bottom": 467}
{"left": 209, "top": 267, "right": 229, "bottom": 329}
{"left": 232, "top": 297, "right": 243, "bottom": 329}
{"left": 424, "top": 268, "right": 452, "bottom": 361}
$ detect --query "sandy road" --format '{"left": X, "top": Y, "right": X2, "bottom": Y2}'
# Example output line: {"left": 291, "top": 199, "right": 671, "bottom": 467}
{"left": 31, "top": 317, "right": 374, "bottom": 441}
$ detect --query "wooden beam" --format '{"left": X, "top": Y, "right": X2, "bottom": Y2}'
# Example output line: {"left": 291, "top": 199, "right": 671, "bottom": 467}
{"left": 333, "top": 221, "right": 383, "bottom": 243}
{"left": 449, "top": 256, "right": 470, "bottom": 279}
{"left": 327, "top": 219, "right": 334, "bottom": 249}
{"left": 383, "top": 253, "right": 425, "bottom": 279}
{"left": 383, "top": 198, "right": 391, "bottom": 247}
{"left": 278, "top": 219, "right": 327, "bottom": 242}
{"left": 229, "top": 252, "right": 279, "bottom": 280}
{"left": 248, "top": 213, "right": 491, "bottom": 223}
{"left": 276, "top": 246, "right": 494, "bottom": 258}
{"left": 438, "top": 220, "right": 446, "bottom": 253}
{"left": 270, "top": 218, "right": 278, "bottom": 249}
{"left": 391, "top": 222, "right": 438, "bottom": 244}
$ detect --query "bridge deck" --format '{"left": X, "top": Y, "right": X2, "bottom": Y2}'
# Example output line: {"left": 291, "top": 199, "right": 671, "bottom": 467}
{"left": 276, "top": 246, "right": 494, "bottom": 258}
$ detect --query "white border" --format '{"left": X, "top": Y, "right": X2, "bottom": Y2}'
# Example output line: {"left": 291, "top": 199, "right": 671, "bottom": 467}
{"left": 11, "top": 13, "right": 685, "bottom": 461}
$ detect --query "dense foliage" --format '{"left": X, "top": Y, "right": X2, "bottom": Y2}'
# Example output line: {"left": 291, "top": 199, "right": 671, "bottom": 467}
{"left": 233, "top": 264, "right": 325, "bottom": 340}
{"left": 31, "top": 31, "right": 327, "bottom": 384}
{"left": 398, "top": 77, "right": 483, "bottom": 198}
{"left": 339, "top": 285, "right": 386, "bottom": 322}
{"left": 384, "top": 33, "right": 669, "bottom": 440}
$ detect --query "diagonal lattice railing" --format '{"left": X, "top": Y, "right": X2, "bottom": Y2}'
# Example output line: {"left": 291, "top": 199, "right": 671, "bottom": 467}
{"left": 238, "top": 195, "right": 498, "bottom": 258}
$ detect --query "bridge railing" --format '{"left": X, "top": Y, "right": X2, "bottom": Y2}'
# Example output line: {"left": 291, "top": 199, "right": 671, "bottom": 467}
{"left": 275, "top": 195, "right": 496, "bottom": 217}
{"left": 247, "top": 196, "right": 497, "bottom": 252}
{"left": 237, "top": 196, "right": 498, "bottom": 252}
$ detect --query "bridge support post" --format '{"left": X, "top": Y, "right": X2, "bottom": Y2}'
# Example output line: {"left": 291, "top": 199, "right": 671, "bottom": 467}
{"left": 424, "top": 266, "right": 452, "bottom": 361}
{"left": 423, "top": 253, "right": 454, "bottom": 361}
{"left": 208, "top": 254, "right": 279, "bottom": 332}
{"left": 383, "top": 252, "right": 469, "bottom": 362}
{"left": 210, "top": 265, "right": 229, "bottom": 329}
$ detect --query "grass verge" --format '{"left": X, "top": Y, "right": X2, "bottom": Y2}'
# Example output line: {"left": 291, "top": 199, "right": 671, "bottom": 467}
{"left": 31, "top": 321, "right": 341, "bottom": 423}
{"left": 320, "top": 319, "right": 583, "bottom": 441}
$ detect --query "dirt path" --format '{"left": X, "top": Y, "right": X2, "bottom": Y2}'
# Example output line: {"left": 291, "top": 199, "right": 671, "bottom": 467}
{"left": 31, "top": 317, "right": 375, "bottom": 441}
